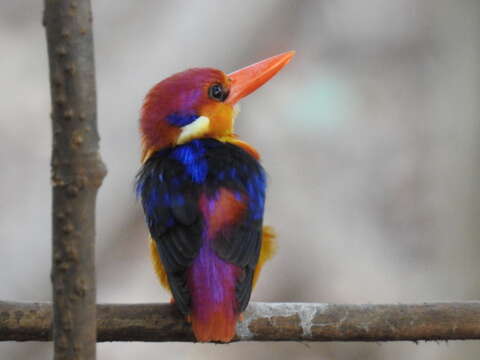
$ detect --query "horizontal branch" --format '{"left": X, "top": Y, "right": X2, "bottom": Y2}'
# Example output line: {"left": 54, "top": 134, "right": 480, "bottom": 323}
{"left": 1, "top": 301, "right": 480, "bottom": 342}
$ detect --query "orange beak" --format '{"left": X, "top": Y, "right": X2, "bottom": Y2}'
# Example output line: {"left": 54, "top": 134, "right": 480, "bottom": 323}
{"left": 226, "top": 51, "right": 295, "bottom": 105}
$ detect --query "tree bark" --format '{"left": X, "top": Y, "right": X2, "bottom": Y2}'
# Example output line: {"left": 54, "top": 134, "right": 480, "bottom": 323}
{"left": 43, "top": 1, "right": 106, "bottom": 359}
{"left": 2, "top": 301, "right": 480, "bottom": 342}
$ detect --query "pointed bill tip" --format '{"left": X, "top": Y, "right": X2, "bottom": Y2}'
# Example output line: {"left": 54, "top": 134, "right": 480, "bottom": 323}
{"left": 279, "top": 50, "right": 296, "bottom": 63}
{"left": 226, "top": 50, "right": 295, "bottom": 105}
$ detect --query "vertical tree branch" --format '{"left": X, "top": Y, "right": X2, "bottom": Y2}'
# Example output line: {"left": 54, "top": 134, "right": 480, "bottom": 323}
{"left": 43, "top": 1, "right": 106, "bottom": 359}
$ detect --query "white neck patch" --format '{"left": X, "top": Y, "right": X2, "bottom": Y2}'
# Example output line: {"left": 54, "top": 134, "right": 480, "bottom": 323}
{"left": 176, "top": 116, "right": 210, "bottom": 145}
{"left": 232, "top": 103, "right": 241, "bottom": 128}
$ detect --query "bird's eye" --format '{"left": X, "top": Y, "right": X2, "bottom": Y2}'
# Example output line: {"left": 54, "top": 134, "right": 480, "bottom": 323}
{"left": 208, "top": 83, "right": 228, "bottom": 102}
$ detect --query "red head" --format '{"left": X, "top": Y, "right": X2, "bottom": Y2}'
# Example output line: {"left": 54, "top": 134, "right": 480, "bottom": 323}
{"left": 140, "top": 51, "right": 295, "bottom": 160}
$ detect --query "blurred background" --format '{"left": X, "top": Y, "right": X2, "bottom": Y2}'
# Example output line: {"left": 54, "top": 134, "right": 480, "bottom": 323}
{"left": 1, "top": 0, "right": 480, "bottom": 359}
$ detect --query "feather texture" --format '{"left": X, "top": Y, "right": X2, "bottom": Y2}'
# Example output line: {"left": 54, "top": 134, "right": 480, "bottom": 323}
{"left": 137, "top": 138, "right": 267, "bottom": 341}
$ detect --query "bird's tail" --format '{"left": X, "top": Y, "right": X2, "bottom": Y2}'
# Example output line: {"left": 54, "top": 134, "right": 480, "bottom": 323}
{"left": 190, "top": 298, "right": 239, "bottom": 343}
{"left": 187, "top": 244, "right": 240, "bottom": 342}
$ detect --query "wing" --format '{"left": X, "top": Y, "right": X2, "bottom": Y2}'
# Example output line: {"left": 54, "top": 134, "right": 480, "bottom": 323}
{"left": 136, "top": 153, "right": 202, "bottom": 315}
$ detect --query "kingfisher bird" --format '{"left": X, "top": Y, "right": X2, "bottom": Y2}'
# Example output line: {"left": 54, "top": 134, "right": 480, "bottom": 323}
{"left": 136, "top": 51, "right": 294, "bottom": 342}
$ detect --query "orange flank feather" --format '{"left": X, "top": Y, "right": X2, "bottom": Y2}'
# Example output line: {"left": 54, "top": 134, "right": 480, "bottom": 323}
{"left": 254, "top": 226, "right": 277, "bottom": 287}
{"left": 149, "top": 238, "right": 170, "bottom": 291}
